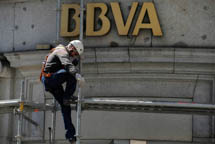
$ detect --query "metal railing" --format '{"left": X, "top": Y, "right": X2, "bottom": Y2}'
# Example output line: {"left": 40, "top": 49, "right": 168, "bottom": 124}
{"left": 0, "top": 80, "right": 54, "bottom": 144}
{"left": 1, "top": 82, "right": 215, "bottom": 144}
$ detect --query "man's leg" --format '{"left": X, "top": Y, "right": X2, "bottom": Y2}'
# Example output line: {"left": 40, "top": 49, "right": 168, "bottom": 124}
{"left": 49, "top": 87, "right": 76, "bottom": 140}
{"left": 43, "top": 70, "right": 76, "bottom": 141}
{"left": 62, "top": 105, "right": 76, "bottom": 139}
{"left": 49, "top": 69, "right": 77, "bottom": 101}
{"left": 64, "top": 74, "right": 77, "bottom": 100}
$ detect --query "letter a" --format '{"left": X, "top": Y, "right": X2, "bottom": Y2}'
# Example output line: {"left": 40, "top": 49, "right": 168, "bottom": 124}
{"left": 133, "top": 2, "right": 162, "bottom": 36}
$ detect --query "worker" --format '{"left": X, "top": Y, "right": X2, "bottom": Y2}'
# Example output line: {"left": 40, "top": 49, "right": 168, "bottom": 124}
{"left": 41, "top": 40, "right": 84, "bottom": 144}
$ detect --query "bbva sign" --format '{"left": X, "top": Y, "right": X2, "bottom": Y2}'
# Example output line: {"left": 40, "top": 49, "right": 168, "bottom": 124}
{"left": 60, "top": 2, "right": 163, "bottom": 37}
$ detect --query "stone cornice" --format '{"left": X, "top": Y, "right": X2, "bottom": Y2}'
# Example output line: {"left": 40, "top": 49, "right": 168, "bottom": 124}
{"left": 4, "top": 48, "right": 215, "bottom": 75}
{"left": 4, "top": 50, "right": 47, "bottom": 68}
{"left": 0, "top": 56, "right": 12, "bottom": 78}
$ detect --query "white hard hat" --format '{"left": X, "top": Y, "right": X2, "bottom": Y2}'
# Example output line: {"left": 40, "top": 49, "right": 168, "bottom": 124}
{"left": 69, "top": 40, "right": 84, "bottom": 55}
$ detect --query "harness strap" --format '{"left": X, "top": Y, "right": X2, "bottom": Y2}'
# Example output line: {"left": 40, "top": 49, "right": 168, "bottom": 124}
{"left": 39, "top": 48, "right": 56, "bottom": 81}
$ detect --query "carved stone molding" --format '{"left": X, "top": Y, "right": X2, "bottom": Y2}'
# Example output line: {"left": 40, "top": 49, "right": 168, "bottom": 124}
{"left": 4, "top": 48, "right": 215, "bottom": 76}
{"left": 0, "top": 56, "right": 12, "bottom": 78}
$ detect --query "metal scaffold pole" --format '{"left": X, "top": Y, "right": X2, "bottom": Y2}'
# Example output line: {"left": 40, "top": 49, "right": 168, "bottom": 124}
{"left": 17, "top": 111, "right": 23, "bottom": 144}
{"left": 79, "top": 0, "right": 84, "bottom": 42}
{"left": 76, "top": 86, "right": 82, "bottom": 144}
{"left": 76, "top": 0, "right": 84, "bottom": 144}
{"left": 51, "top": 100, "right": 57, "bottom": 144}
{"left": 56, "top": 0, "right": 61, "bottom": 44}
{"left": 16, "top": 80, "right": 25, "bottom": 144}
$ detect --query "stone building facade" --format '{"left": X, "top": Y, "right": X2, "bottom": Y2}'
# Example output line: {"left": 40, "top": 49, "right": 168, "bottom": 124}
{"left": 0, "top": 0, "right": 215, "bottom": 144}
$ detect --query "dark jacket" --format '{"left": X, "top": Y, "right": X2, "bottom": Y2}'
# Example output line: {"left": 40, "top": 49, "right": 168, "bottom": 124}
{"left": 44, "top": 45, "right": 78, "bottom": 75}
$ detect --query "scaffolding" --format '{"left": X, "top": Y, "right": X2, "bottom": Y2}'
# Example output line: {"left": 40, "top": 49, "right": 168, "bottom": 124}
{"left": 2, "top": 81, "right": 215, "bottom": 144}
{"left": 1, "top": 0, "right": 215, "bottom": 144}
{"left": 0, "top": 81, "right": 55, "bottom": 144}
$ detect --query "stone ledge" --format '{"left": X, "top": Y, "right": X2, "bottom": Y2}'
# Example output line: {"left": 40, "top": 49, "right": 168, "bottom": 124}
{"left": 0, "top": 56, "right": 12, "bottom": 77}
{"left": 3, "top": 48, "right": 215, "bottom": 75}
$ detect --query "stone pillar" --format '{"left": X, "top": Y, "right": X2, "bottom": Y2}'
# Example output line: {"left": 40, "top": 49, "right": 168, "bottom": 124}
{"left": 5, "top": 51, "right": 54, "bottom": 141}
{"left": 0, "top": 57, "right": 14, "bottom": 144}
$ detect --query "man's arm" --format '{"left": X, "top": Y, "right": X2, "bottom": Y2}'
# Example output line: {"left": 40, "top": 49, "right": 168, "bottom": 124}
{"left": 55, "top": 50, "right": 78, "bottom": 75}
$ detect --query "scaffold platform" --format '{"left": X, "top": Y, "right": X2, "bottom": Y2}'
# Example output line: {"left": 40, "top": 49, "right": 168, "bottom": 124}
{"left": 0, "top": 99, "right": 54, "bottom": 114}
{"left": 1, "top": 96, "right": 215, "bottom": 144}
{"left": 82, "top": 98, "right": 215, "bottom": 115}
{"left": 1, "top": 98, "right": 215, "bottom": 115}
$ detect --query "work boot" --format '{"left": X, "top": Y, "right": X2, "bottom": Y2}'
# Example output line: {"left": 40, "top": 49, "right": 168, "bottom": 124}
{"left": 63, "top": 96, "right": 78, "bottom": 105}
{"left": 65, "top": 130, "right": 76, "bottom": 144}
{"left": 68, "top": 137, "right": 76, "bottom": 144}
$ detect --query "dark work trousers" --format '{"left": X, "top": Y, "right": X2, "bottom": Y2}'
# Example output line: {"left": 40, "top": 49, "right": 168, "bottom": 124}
{"left": 42, "top": 69, "right": 77, "bottom": 139}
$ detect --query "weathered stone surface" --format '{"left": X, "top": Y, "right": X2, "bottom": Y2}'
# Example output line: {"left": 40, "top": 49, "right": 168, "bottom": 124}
{"left": 152, "top": 0, "right": 215, "bottom": 47}
{"left": 193, "top": 115, "right": 211, "bottom": 138}
{"left": 115, "top": 140, "right": 130, "bottom": 144}
{"left": 192, "top": 79, "right": 213, "bottom": 139}
{"left": 0, "top": 3, "right": 14, "bottom": 52}
{"left": 5, "top": 50, "right": 46, "bottom": 67}
{"left": 175, "top": 63, "right": 215, "bottom": 75}
{"left": 130, "top": 140, "right": 146, "bottom": 144}
{"left": 148, "top": 142, "right": 197, "bottom": 144}
{"left": 0, "top": 0, "right": 215, "bottom": 53}
{"left": 175, "top": 49, "right": 215, "bottom": 64}
{"left": 129, "top": 48, "right": 174, "bottom": 62}
{"left": 14, "top": 0, "right": 56, "bottom": 51}
{"left": 81, "top": 111, "right": 192, "bottom": 141}
{"left": 0, "top": 78, "right": 14, "bottom": 144}
{"left": 96, "top": 48, "right": 129, "bottom": 63}
{"left": 83, "top": 74, "right": 214, "bottom": 100}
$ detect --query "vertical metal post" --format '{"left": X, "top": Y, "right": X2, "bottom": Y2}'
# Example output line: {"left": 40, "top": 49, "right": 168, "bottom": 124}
{"left": 76, "top": 86, "right": 82, "bottom": 144}
{"left": 56, "top": 0, "right": 61, "bottom": 44}
{"left": 79, "top": 0, "right": 84, "bottom": 41}
{"left": 76, "top": 1, "right": 84, "bottom": 144}
{"left": 42, "top": 89, "right": 47, "bottom": 142}
{"left": 17, "top": 113, "right": 22, "bottom": 144}
{"left": 17, "top": 80, "right": 25, "bottom": 144}
{"left": 51, "top": 99, "right": 57, "bottom": 144}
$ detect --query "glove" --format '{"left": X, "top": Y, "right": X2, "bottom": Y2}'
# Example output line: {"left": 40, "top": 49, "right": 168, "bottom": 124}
{"left": 72, "top": 58, "right": 79, "bottom": 66}
{"left": 75, "top": 73, "right": 85, "bottom": 87}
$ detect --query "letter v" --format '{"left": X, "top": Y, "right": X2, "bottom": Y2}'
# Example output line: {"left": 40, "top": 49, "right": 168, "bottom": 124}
{"left": 111, "top": 2, "right": 138, "bottom": 35}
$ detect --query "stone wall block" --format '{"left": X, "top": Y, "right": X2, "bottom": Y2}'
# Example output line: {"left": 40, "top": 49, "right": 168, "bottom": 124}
{"left": 96, "top": 48, "right": 129, "bottom": 63}
{"left": 129, "top": 48, "right": 174, "bottom": 63}
{"left": 0, "top": 3, "right": 14, "bottom": 52}
{"left": 153, "top": 0, "right": 215, "bottom": 47}
{"left": 14, "top": 0, "right": 57, "bottom": 51}
{"left": 81, "top": 111, "right": 192, "bottom": 141}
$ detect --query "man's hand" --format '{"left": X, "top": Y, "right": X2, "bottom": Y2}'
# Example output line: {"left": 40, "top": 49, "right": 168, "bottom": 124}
{"left": 75, "top": 73, "right": 85, "bottom": 87}
{"left": 72, "top": 58, "right": 79, "bottom": 66}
